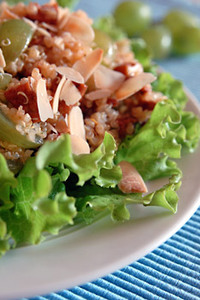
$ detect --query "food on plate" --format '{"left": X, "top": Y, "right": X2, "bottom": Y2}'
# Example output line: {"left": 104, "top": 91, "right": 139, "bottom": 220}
{"left": 0, "top": 0, "right": 199, "bottom": 257}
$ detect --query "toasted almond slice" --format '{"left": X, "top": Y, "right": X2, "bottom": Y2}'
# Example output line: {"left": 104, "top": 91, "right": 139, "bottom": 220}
{"left": 23, "top": 17, "right": 37, "bottom": 31}
{"left": 36, "top": 78, "right": 54, "bottom": 122}
{"left": 60, "top": 79, "right": 82, "bottom": 106}
{"left": 65, "top": 15, "right": 94, "bottom": 43}
{"left": 68, "top": 106, "right": 85, "bottom": 140}
{"left": 58, "top": 7, "right": 70, "bottom": 28}
{"left": 37, "top": 26, "right": 51, "bottom": 37}
{"left": 0, "top": 49, "right": 6, "bottom": 69}
{"left": 53, "top": 76, "right": 66, "bottom": 114}
{"left": 115, "top": 73, "right": 156, "bottom": 101}
{"left": 70, "top": 135, "right": 90, "bottom": 155}
{"left": 41, "top": 22, "right": 57, "bottom": 32}
{"left": 118, "top": 161, "right": 148, "bottom": 194}
{"left": 56, "top": 66, "right": 84, "bottom": 84}
{"left": 85, "top": 89, "right": 112, "bottom": 101}
{"left": 94, "top": 65, "right": 125, "bottom": 92}
{"left": 73, "top": 48, "right": 103, "bottom": 82}
{"left": 0, "top": 8, "right": 19, "bottom": 21}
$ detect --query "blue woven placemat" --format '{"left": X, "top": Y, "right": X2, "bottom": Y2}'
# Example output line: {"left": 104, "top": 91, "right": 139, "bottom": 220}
{"left": 21, "top": 1, "right": 200, "bottom": 299}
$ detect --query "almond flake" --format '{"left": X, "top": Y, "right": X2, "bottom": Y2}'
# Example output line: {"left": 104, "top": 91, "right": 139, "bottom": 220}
{"left": 41, "top": 22, "right": 57, "bottom": 32}
{"left": 115, "top": 72, "right": 156, "bottom": 101}
{"left": 0, "top": 49, "right": 6, "bottom": 69}
{"left": 118, "top": 161, "right": 148, "bottom": 194}
{"left": 0, "top": 8, "right": 19, "bottom": 21}
{"left": 53, "top": 76, "right": 66, "bottom": 114}
{"left": 36, "top": 78, "right": 53, "bottom": 122}
{"left": 68, "top": 106, "right": 85, "bottom": 140}
{"left": 56, "top": 66, "right": 84, "bottom": 84}
{"left": 60, "top": 79, "right": 82, "bottom": 106}
{"left": 37, "top": 26, "right": 51, "bottom": 37}
{"left": 23, "top": 18, "right": 37, "bottom": 31}
{"left": 70, "top": 135, "right": 90, "bottom": 155}
{"left": 73, "top": 48, "right": 103, "bottom": 82}
{"left": 85, "top": 89, "right": 112, "bottom": 101}
{"left": 65, "top": 15, "right": 94, "bottom": 43}
{"left": 58, "top": 7, "right": 70, "bottom": 28}
{"left": 94, "top": 65, "right": 125, "bottom": 92}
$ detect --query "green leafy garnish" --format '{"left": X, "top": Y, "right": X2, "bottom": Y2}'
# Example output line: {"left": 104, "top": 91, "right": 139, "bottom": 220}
{"left": 94, "top": 15, "right": 127, "bottom": 41}
{"left": 56, "top": 0, "right": 79, "bottom": 9}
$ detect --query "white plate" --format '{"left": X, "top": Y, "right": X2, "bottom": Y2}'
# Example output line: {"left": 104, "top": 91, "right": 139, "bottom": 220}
{"left": 0, "top": 93, "right": 199, "bottom": 300}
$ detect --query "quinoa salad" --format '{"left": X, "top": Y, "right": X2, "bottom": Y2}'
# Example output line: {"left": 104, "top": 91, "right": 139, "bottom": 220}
{"left": 0, "top": 1, "right": 199, "bottom": 255}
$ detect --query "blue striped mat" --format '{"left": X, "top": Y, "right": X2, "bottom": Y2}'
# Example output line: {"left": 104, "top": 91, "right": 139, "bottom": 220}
{"left": 25, "top": 208, "right": 200, "bottom": 300}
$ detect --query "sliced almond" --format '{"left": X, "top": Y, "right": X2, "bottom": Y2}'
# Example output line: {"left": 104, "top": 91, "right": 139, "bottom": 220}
{"left": 0, "top": 49, "right": 6, "bottom": 69}
{"left": 53, "top": 76, "right": 66, "bottom": 114}
{"left": 36, "top": 78, "right": 53, "bottom": 122}
{"left": 64, "top": 15, "right": 94, "bottom": 43}
{"left": 37, "top": 26, "right": 51, "bottom": 37}
{"left": 85, "top": 89, "right": 112, "bottom": 101}
{"left": 70, "top": 135, "right": 90, "bottom": 155}
{"left": 115, "top": 73, "right": 156, "bottom": 101}
{"left": 58, "top": 7, "right": 70, "bottom": 29}
{"left": 118, "top": 161, "right": 148, "bottom": 194}
{"left": 41, "top": 22, "right": 57, "bottom": 32}
{"left": 23, "top": 17, "right": 37, "bottom": 31}
{"left": 73, "top": 48, "right": 103, "bottom": 82}
{"left": 0, "top": 8, "right": 19, "bottom": 21}
{"left": 56, "top": 66, "right": 84, "bottom": 84}
{"left": 60, "top": 79, "right": 82, "bottom": 106}
{"left": 94, "top": 65, "right": 125, "bottom": 92}
{"left": 68, "top": 106, "right": 85, "bottom": 140}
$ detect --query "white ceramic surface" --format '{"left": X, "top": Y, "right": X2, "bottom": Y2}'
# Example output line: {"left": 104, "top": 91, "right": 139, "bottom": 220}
{"left": 0, "top": 94, "right": 199, "bottom": 300}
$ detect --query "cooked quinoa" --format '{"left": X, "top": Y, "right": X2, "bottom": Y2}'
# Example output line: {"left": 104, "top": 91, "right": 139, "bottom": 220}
{"left": 0, "top": 0, "right": 165, "bottom": 165}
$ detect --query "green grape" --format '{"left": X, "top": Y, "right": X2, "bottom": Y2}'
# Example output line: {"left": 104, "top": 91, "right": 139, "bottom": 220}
{"left": 94, "top": 28, "right": 117, "bottom": 60}
{"left": 142, "top": 25, "right": 172, "bottom": 59}
{"left": 173, "top": 26, "right": 200, "bottom": 55}
{"left": 113, "top": 1, "right": 152, "bottom": 37}
{"left": 163, "top": 10, "right": 200, "bottom": 35}
{"left": 0, "top": 19, "right": 34, "bottom": 64}
{"left": 0, "top": 73, "right": 12, "bottom": 90}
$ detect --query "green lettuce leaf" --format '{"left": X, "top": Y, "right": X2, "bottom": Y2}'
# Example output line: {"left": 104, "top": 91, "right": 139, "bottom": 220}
{"left": 94, "top": 15, "right": 126, "bottom": 41}
{"left": 131, "top": 38, "right": 153, "bottom": 70}
{"left": 0, "top": 154, "right": 17, "bottom": 209}
{"left": 153, "top": 72, "right": 188, "bottom": 110}
{"left": 115, "top": 100, "right": 183, "bottom": 178}
{"left": 36, "top": 132, "right": 122, "bottom": 187}
{"left": 0, "top": 157, "right": 76, "bottom": 246}
{"left": 56, "top": 0, "right": 79, "bottom": 9}
{"left": 177, "top": 111, "right": 200, "bottom": 153}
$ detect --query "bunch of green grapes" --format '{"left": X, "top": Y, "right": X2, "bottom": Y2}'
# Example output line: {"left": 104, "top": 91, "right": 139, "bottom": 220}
{"left": 113, "top": 1, "right": 200, "bottom": 59}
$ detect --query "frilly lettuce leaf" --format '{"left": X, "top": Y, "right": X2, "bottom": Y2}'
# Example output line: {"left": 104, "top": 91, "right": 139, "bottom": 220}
{"left": 152, "top": 72, "right": 188, "bottom": 110}
{"left": 115, "top": 100, "right": 183, "bottom": 173}
{"left": 36, "top": 132, "right": 122, "bottom": 187}
{"left": 0, "top": 157, "right": 76, "bottom": 246}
